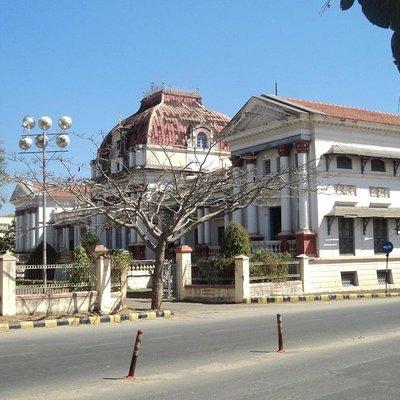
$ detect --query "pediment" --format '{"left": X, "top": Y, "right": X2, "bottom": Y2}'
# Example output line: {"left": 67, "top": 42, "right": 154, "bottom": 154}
{"left": 222, "top": 95, "right": 308, "bottom": 138}
{"left": 9, "top": 183, "right": 36, "bottom": 204}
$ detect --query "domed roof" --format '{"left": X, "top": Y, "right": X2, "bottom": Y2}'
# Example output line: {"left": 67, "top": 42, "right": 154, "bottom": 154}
{"left": 100, "top": 86, "right": 230, "bottom": 152}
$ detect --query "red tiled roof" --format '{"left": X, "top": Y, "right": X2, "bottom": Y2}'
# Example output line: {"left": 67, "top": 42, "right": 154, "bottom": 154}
{"left": 287, "top": 98, "right": 400, "bottom": 127}
{"left": 101, "top": 87, "right": 230, "bottom": 152}
{"left": 29, "top": 182, "right": 81, "bottom": 199}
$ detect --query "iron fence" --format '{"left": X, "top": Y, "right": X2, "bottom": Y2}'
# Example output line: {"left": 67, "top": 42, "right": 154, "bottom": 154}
{"left": 250, "top": 261, "right": 301, "bottom": 283}
{"left": 16, "top": 263, "right": 95, "bottom": 295}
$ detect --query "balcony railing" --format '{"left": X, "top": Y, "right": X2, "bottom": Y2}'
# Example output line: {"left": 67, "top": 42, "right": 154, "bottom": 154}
{"left": 251, "top": 241, "right": 282, "bottom": 253}
{"left": 251, "top": 240, "right": 297, "bottom": 255}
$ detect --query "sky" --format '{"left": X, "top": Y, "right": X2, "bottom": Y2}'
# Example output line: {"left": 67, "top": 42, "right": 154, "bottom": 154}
{"left": 0, "top": 0, "right": 399, "bottom": 213}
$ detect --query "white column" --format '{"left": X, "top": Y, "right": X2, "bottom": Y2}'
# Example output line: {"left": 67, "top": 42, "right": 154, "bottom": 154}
{"left": 121, "top": 227, "right": 126, "bottom": 249}
{"left": 35, "top": 210, "right": 39, "bottom": 245}
{"left": 31, "top": 211, "right": 37, "bottom": 248}
{"left": 203, "top": 207, "right": 211, "bottom": 244}
{"left": 296, "top": 142, "right": 310, "bottom": 232}
{"left": 245, "top": 161, "right": 258, "bottom": 235}
{"left": 26, "top": 212, "right": 32, "bottom": 250}
{"left": 22, "top": 212, "right": 27, "bottom": 251}
{"left": 111, "top": 227, "right": 116, "bottom": 249}
{"left": 232, "top": 164, "right": 243, "bottom": 225}
{"left": 197, "top": 208, "right": 204, "bottom": 244}
{"left": 74, "top": 226, "right": 80, "bottom": 248}
{"left": 224, "top": 214, "right": 230, "bottom": 228}
{"left": 63, "top": 227, "right": 69, "bottom": 251}
{"left": 15, "top": 215, "right": 21, "bottom": 251}
{"left": 37, "top": 207, "right": 43, "bottom": 245}
{"left": 131, "top": 228, "right": 137, "bottom": 244}
{"left": 279, "top": 147, "right": 292, "bottom": 234}
{"left": 136, "top": 218, "right": 144, "bottom": 244}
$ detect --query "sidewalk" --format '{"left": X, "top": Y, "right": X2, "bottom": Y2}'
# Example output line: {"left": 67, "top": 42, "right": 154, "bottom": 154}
{"left": 126, "top": 298, "right": 251, "bottom": 318}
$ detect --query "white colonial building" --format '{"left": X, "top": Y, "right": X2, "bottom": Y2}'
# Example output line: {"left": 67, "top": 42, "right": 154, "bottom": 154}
{"left": 10, "top": 183, "right": 84, "bottom": 262}
{"left": 223, "top": 94, "right": 400, "bottom": 292}
{"left": 88, "top": 86, "right": 231, "bottom": 259}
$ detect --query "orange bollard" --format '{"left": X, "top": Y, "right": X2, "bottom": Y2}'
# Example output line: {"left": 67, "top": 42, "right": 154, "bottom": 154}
{"left": 126, "top": 329, "right": 144, "bottom": 380}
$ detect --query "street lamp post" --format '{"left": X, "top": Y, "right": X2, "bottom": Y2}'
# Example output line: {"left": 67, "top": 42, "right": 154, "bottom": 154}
{"left": 19, "top": 115, "right": 72, "bottom": 292}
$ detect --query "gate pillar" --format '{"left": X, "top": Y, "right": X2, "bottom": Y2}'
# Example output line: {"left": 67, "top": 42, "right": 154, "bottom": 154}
{"left": 0, "top": 253, "right": 17, "bottom": 316}
{"left": 174, "top": 245, "right": 192, "bottom": 301}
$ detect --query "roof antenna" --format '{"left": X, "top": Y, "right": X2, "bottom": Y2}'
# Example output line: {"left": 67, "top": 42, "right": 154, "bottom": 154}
{"left": 275, "top": 81, "right": 278, "bottom": 96}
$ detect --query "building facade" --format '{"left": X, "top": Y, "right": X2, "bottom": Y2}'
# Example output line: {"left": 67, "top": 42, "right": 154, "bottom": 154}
{"left": 89, "top": 86, "right": 231, "bottom": 258}
{"left": 10, "top": 183, "right": 83, "bottom": 262}
{"left": 223, "top": 94, "right": 400, "bottom": 292}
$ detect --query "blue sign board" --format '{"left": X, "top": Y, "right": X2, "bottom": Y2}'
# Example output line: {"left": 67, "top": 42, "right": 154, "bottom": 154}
{"left": 381, "top": 241, "right": 394, "bottom": 254}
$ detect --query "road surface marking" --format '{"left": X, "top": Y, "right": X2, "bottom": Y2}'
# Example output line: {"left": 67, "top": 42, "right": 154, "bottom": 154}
{"left": 306, "top": 318, "right": 324, "bottom": 322}
{"left": 147, "top": 334, "right": 183, "bottom": 341}
{"left": 79, "top": 341, "right": 122, "bottom": 349}
{"left": 0, "top": 351, "right": 38, "bottom": 358}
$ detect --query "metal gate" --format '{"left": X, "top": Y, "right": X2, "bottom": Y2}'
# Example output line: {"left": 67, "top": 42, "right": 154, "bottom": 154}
{"left": 163, "top": 260, "right": 176, "bottom": 299}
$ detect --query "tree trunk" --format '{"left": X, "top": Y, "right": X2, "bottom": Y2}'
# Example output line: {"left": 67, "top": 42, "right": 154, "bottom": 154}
{"left": 151, "top": 242, "right": 166, "bottom": 309}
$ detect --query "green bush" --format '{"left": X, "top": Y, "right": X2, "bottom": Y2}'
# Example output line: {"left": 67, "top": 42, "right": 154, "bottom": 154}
{"left": 69, "top": 244, "right": 93, "bottom": 290}
{"left": 192, "top": 255, "right": 234, "bottom": 284}
{"left": 109, "top": 249, "right": 132, "bottom": 271}
{"left": 250, "top": 250, "right": 292, "bottom": 282}
{"left": 109, "top": 249, "right": 132, "bottom": 291}
{"left": 80, "top": 232, "right": 100, "bottom": 259}
{"left": 222, "top": 222, "right": 251, "bottom": 258}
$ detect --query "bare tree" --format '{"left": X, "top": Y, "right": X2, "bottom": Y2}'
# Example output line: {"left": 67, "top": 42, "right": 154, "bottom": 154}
{"left": 9, "top": 132, "right": 315, "bottom": 309}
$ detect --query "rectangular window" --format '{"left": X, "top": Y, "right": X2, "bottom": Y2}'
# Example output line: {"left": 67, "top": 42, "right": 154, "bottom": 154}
{"left": 338, "top": 218, "right": 355, "bottom": 255}
{"left": 377, "top": 270, "right": 393, "bottom": 285}
{"left": 341, "top": 271, "right": 358, "bottom": 286}
{"left": 373, "top": 218, "right": 388, "bottom": 253}
{"left": 276, "top": 157, "right": 281, "bottom": 172}
{"left": 264, "top": 159, "right": 271, "bottom": 175}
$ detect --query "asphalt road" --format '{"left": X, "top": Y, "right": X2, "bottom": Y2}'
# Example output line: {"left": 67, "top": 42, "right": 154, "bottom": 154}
{"left": 2, "top": 299, "right": 400, "bottom": 400}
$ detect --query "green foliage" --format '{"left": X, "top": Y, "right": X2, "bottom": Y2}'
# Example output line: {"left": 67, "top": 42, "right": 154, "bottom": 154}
{"left": 222, "top": 222, "right": 251, "bottom": 258}
{"left": 0, "top": 219, "right": 15, "bottom": 254}
{"left": 69, "top": 245, "right": 92, "bottom": 290}
{"left": 340, "top": 0, "right": 400, "bottom": 71}
{"left": 192, "top": 254, "right": 235, "bottom": 284}
{"left": 109, "top": 249, "right": 132, "bottom": 291}
{"left": 109, "top": 249, "right": 132, "bottom": 271}
{"left": 80, "top": 232, "right": 100, "bottom": 257}
{"left": 250, "top": 250, "right": 292, "bottom": 282}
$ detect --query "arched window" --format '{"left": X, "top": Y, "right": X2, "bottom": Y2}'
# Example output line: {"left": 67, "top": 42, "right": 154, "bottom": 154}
{"left": 337, "top": 155, "right": 352, "bottom": 169}
{"left": 196, "top": 132, "right": 208, "bottom": 149}
{"left": 371, "top": 159, "right": 386, "bottom": 172}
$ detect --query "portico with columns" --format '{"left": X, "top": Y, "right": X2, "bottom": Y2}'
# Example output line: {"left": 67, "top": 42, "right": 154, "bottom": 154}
{"left": 227, "top": 140, "right": 316, "bottom": 257}
{"left": 221, "top": 94, "right": 321, "bottom": 257}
